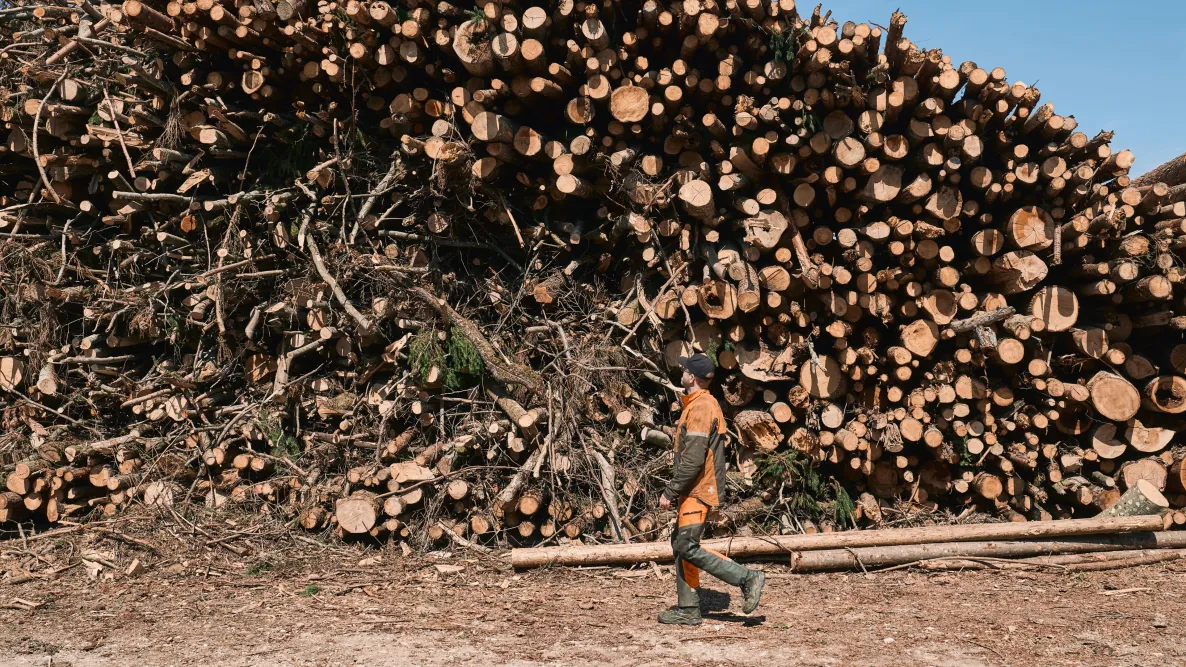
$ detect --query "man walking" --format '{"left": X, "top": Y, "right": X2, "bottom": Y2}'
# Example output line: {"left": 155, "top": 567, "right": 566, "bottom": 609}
{"left": 657, "top": 353, "right": 765, "bottom": 625}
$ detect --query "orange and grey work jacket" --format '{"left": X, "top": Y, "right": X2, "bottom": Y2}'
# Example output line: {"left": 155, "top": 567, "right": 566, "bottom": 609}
{"left": 662, "top": 389, "right": 727, "bottom": 507}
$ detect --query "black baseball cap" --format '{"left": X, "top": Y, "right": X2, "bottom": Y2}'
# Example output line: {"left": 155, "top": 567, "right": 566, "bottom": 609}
{"left": 678, "top": 353, "right": 715, "bottom": 380}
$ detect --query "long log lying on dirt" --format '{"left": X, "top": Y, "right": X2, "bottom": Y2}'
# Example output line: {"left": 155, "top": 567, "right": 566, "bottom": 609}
{"left": 787, "top": 531, "right": 1186, "bottom": 572}
{"left": 909, "top": 547, "right": 1186, "bottom": 572}
{"left": 510, "top": 515, "right": 1163, "bottom": 568}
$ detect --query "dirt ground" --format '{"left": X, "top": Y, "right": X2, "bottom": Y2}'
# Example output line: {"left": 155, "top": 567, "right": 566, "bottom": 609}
{"left": 2, "top": 522, "right": 1185, "bottom": 666}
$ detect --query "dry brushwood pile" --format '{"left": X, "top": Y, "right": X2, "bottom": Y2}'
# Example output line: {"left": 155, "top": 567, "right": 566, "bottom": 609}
{"left": 2, "top": 0, "right": 1186, "bottom": 550}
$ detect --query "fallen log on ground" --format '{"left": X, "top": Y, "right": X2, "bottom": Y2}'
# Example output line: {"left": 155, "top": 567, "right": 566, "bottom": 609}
{"left": 510, "top": 514, "right": 1163, "bottom": 568}
{"left": 1048, "top": 550, "right": 1184, "bottom": 572}
{"left": 787, "top": 530, "right": 1186, "bottom": 572}
{"left": 911, "top": 547, "right": 1186, "bottom": 572}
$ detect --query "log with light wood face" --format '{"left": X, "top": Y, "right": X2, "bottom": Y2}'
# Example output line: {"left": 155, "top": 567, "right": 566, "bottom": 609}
{"left": 3, "top": 0, "right": 1186, "bottom": 547}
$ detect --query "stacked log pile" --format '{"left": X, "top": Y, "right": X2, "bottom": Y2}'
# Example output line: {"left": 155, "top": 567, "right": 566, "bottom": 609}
{"left": 1135, "top": 150, "right": 1186, "bottom": 189}
{"left": 2, "top": 0, "right": 1186, "bottom": 547}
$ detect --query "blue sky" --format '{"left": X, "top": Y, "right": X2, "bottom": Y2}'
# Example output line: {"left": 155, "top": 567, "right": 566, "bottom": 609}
{"left": 820, "top": 0, "right": 1186, "bottom": 176}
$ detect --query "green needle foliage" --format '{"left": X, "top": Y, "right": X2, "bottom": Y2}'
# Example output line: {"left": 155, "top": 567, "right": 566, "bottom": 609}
{"left": 702, "top": 337, "right": 721, "bottom": 365}
{"left": 261, "top": 127, "right": 317, "bottom": 187}
{"left": 767, "top": 25, "right": 810, "bottom": 65}
{"left": 465, "top": 6, "right": 487, "bottom": 27}
{"left": 247, "top": 561, "right": 274, "bottom": 576}
{"left": 700, "top": 338, "right": 733, "bottom": 366}
{"left": 955, "top": 436, "right": 978, "bottom": 467}
{"left": 256, "top": 409, "right": 300, "bottom": 460}
{"left": 768, "top": 30, "right": 797, "bottom": 63}
{"left": 410, "top": 327, "right": 485, "bottom": 391}
{"left": 756, "top": 449, "right": 855, "bottom": 527}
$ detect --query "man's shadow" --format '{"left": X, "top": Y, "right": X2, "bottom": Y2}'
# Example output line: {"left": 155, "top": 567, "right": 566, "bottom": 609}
{"left": 700, "top": 588, "right": 766, "bottom": 626}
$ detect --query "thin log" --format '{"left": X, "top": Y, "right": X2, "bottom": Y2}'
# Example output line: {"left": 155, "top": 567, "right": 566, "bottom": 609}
{"left": 788, "top": 532, "right": 1186, "bottom": 572}
{"left": 306, "top": 237, "right": 372, "bottom": 333}
{"left": 511, "top": 515, "right": 1163, "bottom": 568}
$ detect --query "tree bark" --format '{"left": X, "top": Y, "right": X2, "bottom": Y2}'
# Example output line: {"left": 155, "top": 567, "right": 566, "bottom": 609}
{"left": 788, "top": 532, "right": 1186, "bottom": 572}
{"left": 1099, "top": 479, "right": 1169, "bottom": 517}
{"left": 1134, "top": 149, "right": 1186, "bottom": 187}
{"left": 511, "top": 515, "right": 1163, "bottom": 568}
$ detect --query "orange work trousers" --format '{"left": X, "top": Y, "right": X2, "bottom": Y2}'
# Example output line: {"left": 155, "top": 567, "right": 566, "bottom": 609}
{"left": 673, "top": 491, "right": 735, "bottom": 588}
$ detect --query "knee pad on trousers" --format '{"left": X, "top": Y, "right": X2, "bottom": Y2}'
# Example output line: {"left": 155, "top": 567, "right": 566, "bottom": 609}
{"left": 672, "top": 524, "right": 703, "bottom": 559}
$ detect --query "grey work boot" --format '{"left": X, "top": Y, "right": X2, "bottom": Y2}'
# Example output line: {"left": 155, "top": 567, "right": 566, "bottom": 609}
{"left": 658, "top": 605, "right": 703, "bottom": 626}
{"left": 741, "top": 570, "right": 765, "bottom": 614}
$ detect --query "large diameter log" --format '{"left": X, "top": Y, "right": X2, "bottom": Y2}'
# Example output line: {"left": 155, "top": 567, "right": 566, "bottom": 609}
{"left": 1099, "top": 479, "right": 1169, "bottom": 517}
{"left": 471, "top": 111, "right": 514, "bottom": 143}
{"left": 452, "top": 20, "right": 494, "bottom": 76}
{"left": 697, "top": 280, "right": 737, "bottom": 320}
{"left": 556, "top": 174, "right": 593, "bottom": 197}
{"left": 1087, "top": 371, "right": 1141, "bottom": 422}
{"left": 1170, "top": 459, "right": 1186, "bottom": 493}
{"left": 0, "top": 357, "right": 24, "bottom": 391}
{"left": 1028, "top": 285, "right": 1078, "bottom": 332}
{"left": 678, "top": 179, "right": 715, "bottom": 221}
{"left": 858, "top": 164, "right": 903, "bottom": 202}
{"left": 1120, "top": 458, "right": 1169, "bottom": 491}
{"left": 758, "top": 265, "right": 792, "bottom": 292}
{"left": 972, "top": 472, "right": 1004, "bottom": 499}
{"left": 742, "top": 210, "right": 788, "bottom": 249}
{"left": 1004, "top": 206, "right": 1055, "bottom": 250}
{"left": 971, "top": 229, "right": 1005, "bottom": 256}
{"left": 736, "top": 342, "right": 795, "bottom": 382}
{"left": 734, "top": 410, "right": 784, "bottom": 452}
{"left": 609, "top": 86, "right": 649, "bottom": 123}
{"left": 1070, "top": 327, "right": 1109, "bottom": 358}
{"left": 491, "top": 32, "right": 521, "bottom": 71}
{"left": 1172, "top": 345, "right": 1186, "bottom": 374}
{"left": 900, "top": 319, "right": 939, "bottom": 357}
{"left": 0, "top": 491, "right": 27, "bottom": 521}
{"left": 336, "top": 493, "right": 378, "bottom": 534}
{"left": 787, "top": 532, "right": 1186, "bottom": 573}
{"left": 990, "top": 251, "right": 1048, "bottom": 294}
{"left": 1125, "top": 418, "right": 1174, "bottom": 453}
{"left": 800, "top": 355, "right": 846, "bottom": 399}
{"left": 565, "top": 97, "right": 595, "bottom": 124}
{"left": 509, "top": 515, "right": 1163, "bottom": 568}
{"left": 1091, "top": 423, "right": 1127, "bottom": 460}
{"left": 1142, "top": 375, "right": 1186, "bottom": 414}
{"left": 919, "top": 290, "right": 958, "bottom": 325}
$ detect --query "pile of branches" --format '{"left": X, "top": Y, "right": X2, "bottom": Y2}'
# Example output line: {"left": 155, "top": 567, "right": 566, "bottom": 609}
{"left": 2, "top": 0, "right": 1186, "bottom": 548}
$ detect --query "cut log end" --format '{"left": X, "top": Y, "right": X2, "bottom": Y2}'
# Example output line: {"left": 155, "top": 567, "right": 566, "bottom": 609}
{"left": 609, "top": 85, "right": 650, "bottom": 123}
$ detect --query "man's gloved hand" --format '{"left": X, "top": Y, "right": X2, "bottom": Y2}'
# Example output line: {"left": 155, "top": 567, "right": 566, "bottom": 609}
{"left": 659, "top": 495, "right": 671, "bottom": 510}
